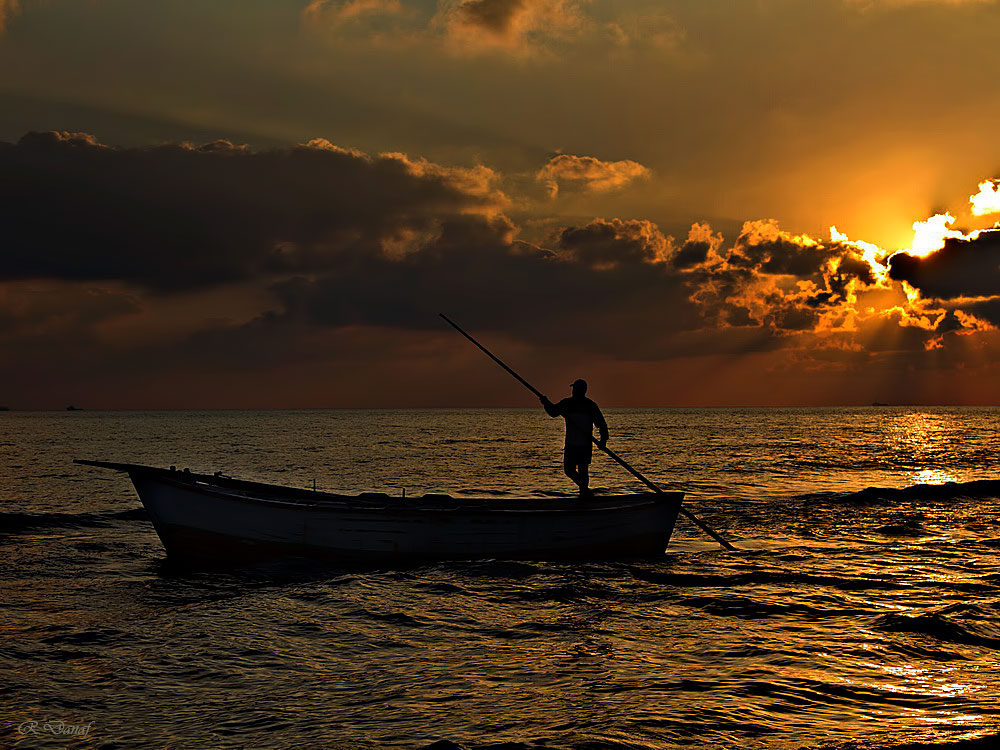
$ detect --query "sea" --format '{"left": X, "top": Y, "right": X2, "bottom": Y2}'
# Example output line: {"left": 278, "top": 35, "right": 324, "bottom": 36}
{"left": 2, "top": 407, "right": 999, "bottom": 750}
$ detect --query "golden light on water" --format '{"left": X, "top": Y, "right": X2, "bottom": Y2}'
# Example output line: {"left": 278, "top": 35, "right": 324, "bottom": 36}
{"left": 879, "top": 665, "right": 972, "bottom": 700}
{"left": 880, "top": 413, "right": 964, "bottom": 486}
{"left": 911, "top": 468, "right": 960, "bottom": 486}
{"left": 885, "top": 412, "right": 939, "bottom": 449}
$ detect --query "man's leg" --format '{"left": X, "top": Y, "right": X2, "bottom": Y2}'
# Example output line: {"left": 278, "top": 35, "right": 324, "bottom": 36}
{"left": 578, "top": 445, "right": 594, "bottom": 496}
{"left": 565, "top": 451, "right": 592, "bottom": 495}
{"left": 564, "top": 453, "right": 582, "bottom": 487}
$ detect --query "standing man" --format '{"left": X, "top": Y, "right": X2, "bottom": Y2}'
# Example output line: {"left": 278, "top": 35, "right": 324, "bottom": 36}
{"left": 540, "top": 379, "right": 609, "bottom": 496}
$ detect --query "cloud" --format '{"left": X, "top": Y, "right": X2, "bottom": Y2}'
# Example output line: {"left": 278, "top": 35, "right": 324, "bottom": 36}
{"left": 301, "top": 0, "right": 674, "bottom": 58}
{"left": 844, "top": 0, "right": 996, "bottom": 8}
{"left": 439, "top": 0, "right": 586, "bottom": 55}
{"left": 555, "top": 218, "right": 671, "bottom": 267}
{"left": 603, "top": 10, "right": 684, "bottom": 52}
{"left": 888, "top": 228, "right": 1000, "bottom": 300}
{"left": 671, "top": 222, "right": 725, "bottom": 270}
{"left": 457, "top": 0, "right": 529, "bottom": 33}
{"left": 302, "top": 0, "right": 587, "bottom": 55}
{"left": 0, "top": 0, "right": 19, "bottom": 34}
{"left": 536, "top": 153, "right": 650, "bottom": 198}
{"left": 304, "top": 0, "right": 406, "bottom": 25}
{"left": 301, "top": 0, "right": 420, "bottom": 40}
{"left": 958, "top": 298, "right": 1000, "bottom": 327}
{"left": 0, "top": 281, "right": 143, "bottom": 375}
{"left": 0, "top": 131, "right": 506, "bottom": 292}
{"left": 0, "top": 131, "right": 952, "bottom": 355}
{"left": 970, "top": 179, "right": 1000, "bottom": 216}
{"left": 681, "top": 219, "right": 886, "bottom": 335}
{"left": 236, "top": 211, "right": 706, "bottom": 362}
{"left": 0, "top": 282, "right": 139, "bottom": 340}
{"left": 4, "top": 129, "right": 994, "bottom": 408}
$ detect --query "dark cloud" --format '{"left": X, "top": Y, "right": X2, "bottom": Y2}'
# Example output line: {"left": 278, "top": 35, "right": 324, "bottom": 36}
{"left": 0, "top": 131, "right": 501, "bottom": 292}
{"left": 728, "top": 221, "right": 833, "bottom": 277}
{"left": 832, "top": 254, "right": 877, "bottom": 287}
{"left": 460, "top": 0, "right": 524, "bottom": 33}
{"left": 1, "top": 128, "right": 983, "bottom": 407}
{"left": 0, "top": 0, "right": 19, "bottom": 34}
{"left": 763, "top": 301, "right": 818, "bottom": 332}
{"left": 254, "top": 213, "right": 704, "bottom": 360}
{"left": 555, "top": 218, "right": 669, "bottom": 267}
{"left": 887, "top": 229, "right": 1000, "bottom": 300}
{"left": 0, "top": 283, "right": 139, "bottom": 341}
{"left": 667, "top": 222, "right": 723, "bottom": 271}
{"left": 0, "top": 131, "right": 895, "bottom": 356}
{"left": 935, "top": 310, "right": 964, "bottom": 336}
{"left": 961, "top": 297, "right": 1000, "bottom": 326}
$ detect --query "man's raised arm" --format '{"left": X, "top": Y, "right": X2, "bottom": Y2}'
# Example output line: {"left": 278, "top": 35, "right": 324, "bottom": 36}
{"left": 540, "top": 395, "right": 561, "bottom": 418}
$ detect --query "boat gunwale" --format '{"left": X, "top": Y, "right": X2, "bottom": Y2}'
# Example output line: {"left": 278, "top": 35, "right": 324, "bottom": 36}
{"left": 75, "top": 459, "right": 683, "bottom": 515}
{"left": 145, "top": 475, "right": 681, "bottom": 516}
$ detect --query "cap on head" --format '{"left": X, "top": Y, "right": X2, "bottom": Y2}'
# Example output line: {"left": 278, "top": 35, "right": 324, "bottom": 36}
{"left": 571, "top": 378, "right": 588, "bottom": 394}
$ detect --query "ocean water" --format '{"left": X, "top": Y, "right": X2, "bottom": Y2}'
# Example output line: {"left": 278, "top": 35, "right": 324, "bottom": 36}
{"left": 2, "top": 407, "right": 999, "bottom": 749}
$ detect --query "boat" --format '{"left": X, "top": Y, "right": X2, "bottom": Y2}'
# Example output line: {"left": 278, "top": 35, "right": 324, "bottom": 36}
{"left": 74, "top": 459, "right": 683, "bottom": 564}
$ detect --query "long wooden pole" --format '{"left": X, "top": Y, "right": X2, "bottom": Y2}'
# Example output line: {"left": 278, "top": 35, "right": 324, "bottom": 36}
{"left": 440, "top": 313, "right": 736, "bottom": 551}
{"left": 596, "top": 443, "right": 736, "bottom": 551}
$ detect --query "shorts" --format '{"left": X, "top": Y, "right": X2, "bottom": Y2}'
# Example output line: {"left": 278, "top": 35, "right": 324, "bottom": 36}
{"left": 564, "top": 443, "right": 593, "bottom": 466}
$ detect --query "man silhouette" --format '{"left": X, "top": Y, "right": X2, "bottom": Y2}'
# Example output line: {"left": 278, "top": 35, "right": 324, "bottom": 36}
{"left": 540, "top": 379, "right": 609, "bottom": 496}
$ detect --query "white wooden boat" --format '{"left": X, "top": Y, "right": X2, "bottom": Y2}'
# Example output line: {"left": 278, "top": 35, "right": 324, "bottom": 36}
{"left": 74, "top": 460, "right": 683, "bottom": 564}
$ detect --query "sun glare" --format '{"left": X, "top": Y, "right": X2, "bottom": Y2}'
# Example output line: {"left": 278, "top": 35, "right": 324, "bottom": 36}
{"left": 906, "top": 213, "right": 966, "bottom": 258}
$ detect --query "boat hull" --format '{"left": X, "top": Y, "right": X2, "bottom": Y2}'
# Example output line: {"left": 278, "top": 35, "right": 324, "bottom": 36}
{"left": 77, "top": 461, "right": 683, "bottom": 564}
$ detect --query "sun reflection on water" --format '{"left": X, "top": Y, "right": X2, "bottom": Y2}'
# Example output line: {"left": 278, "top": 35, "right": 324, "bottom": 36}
{"left": 878, "top": 665, "right": 971, "bottom": 699}
{"left": 878, "top": 411, "right": 967, "bottom": 485}
{"left": 910, "top": 468, "right": 960, "bottom": 485}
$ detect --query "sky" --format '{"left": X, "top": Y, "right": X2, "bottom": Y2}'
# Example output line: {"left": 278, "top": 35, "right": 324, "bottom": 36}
{"left": 1, "top": 0, "right": 1000, "bottom": 408}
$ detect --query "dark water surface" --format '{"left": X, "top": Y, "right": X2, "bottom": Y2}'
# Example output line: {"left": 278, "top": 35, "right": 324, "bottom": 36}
{"left": 2, "top": 408, "right": 1000, "bottom": 749}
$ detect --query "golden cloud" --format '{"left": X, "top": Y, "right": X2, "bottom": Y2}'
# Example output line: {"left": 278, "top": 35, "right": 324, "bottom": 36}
{"left": 383, "top": 152, "right": 507, "bottom": 212}
{"left": 439, "top": 0, "right": 586, "bottom": 55}
{"left": 303, "top": 0, "right": 409, "bottom": 27}
{"left": 845, "top": 0, "right": 995, "bottom": 8}
{"left": 300, "top": 1, "right": 684, "bottom": 59}
{"left": 0, "top": 0, "right": 19, "bottom": 34}
{"left": 536, "top": 153, "right": 650, "bottom": 197}
{"left": 7, "top": 131, "right": 1000, "bottom": 379}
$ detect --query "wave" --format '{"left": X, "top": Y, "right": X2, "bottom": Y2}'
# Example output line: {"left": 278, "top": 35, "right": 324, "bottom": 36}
{"left": 800, "top": 479, "right": 1000, "bottom": 505}
{"left": 0, "top": 507, "right": 148, "bottom": 535}
{"left": 814, "top": 733, "right": 1000, "bottom": 749}
{"left": 873, "top": 611, "right": 1000, "bottom": 650}
{"left": 627, "top": 566, "right": 913, "bottom": 593}
{"left": 874, "top": 519, "right": 929, "bottom": 536}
